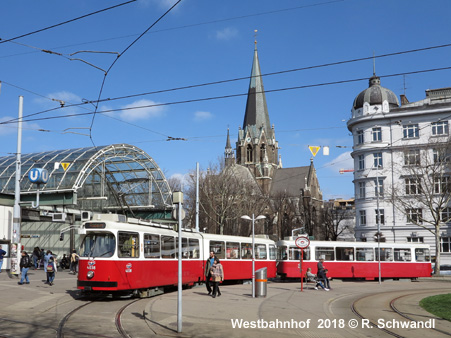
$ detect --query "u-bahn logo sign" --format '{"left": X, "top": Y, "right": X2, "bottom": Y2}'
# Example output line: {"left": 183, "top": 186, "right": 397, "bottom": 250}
{"left": 28, "top": 168, "right": 49, "bottom": 184}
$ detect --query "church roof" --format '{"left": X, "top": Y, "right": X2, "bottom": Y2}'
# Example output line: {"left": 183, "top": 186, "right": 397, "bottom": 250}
{"left": 242, "top": 43, "right": 271, "bottom": 138}
{"left": 269, "top": 166, "right": 310, "bottom": 197}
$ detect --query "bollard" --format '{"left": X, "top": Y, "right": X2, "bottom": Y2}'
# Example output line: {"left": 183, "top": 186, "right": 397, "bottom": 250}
{"left": 255, "top": 267, "right": 267, "bottom": 297}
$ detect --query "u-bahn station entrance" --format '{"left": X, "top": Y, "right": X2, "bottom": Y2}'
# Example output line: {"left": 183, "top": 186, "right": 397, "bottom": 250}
{"left": 0, "top": 144, "right": 173, "bottom": 269}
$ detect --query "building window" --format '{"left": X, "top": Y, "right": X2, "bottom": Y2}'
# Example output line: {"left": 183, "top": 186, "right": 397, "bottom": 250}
{"left": 441, "top": 237, "right": 451, "bottom": 253}
{"left": 358, "top": 155, "right": 365, "bottom": 170}
{"left": 404, "top": 149, "right": 420, "bottom": 166}
{"left": 434, "top": 176, "right": 451, "bottom": 194}
{"left": 359, "top": 210, "right": 366, "bottom": 226}
{"left": 246, "top": 145, "right": 253, "bottom": 162}
{"left": 405, "top": 178, "right": 421, "bottom": 195}
{"left": 403, "top": 124, "right": 419, "bottom": 139}
{"left": 441, "top": 207, "right": 451, "bottom": 223}
{"left": 358, "top": 182, "right": 366, "bottom": 198}
{"left": 373, "top": 152, "right": 383, "bottom": 168}
{"left": 432, "top": 121, "right": 449, "bottom": 136}
{"left": 407, "top": 208, "right": 423, "bottom": 224}
{"left": 357, "top": 130, "right": 364, "bottom": 145}
{"left": 407, "top": 237, "right": 424, "bottom": 243}
{"left": 260, "top": 144, "right": 266, "bottom": 162}
{"left": 375, "top": 209, "right": 385, "bottom": 224}
{"left": 433, "top": 148, "right": 451, "bottom": 163}
{"left": 374, "top": 178, "right": 383, "bottom": 197}
{"left": 372, "top": 127, "right": 382, "bottom": 142}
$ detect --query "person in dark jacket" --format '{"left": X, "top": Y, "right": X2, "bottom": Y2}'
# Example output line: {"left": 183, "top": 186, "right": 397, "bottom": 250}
{"left": 204, "top": 251, "right": 216, "bottom": 295}
{"left": 318, "top": 268, "right": 330, "bottom": 290}
{"left": 18, "top": 251, "right": 31, "bottom": 285}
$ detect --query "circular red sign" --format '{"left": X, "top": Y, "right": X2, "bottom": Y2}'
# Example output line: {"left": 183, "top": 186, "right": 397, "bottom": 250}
{"left": 295, "top": 236, "right": 310, "bottom": 249}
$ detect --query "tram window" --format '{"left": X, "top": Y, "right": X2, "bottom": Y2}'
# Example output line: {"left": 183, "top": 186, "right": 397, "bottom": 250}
{"left": 315, "top": 247, "right": 335, "bottom": 261}
{"left": 376, "top": 248, "right": 393, "bottom": 261}
{"left": 255, "top": 244, "right": 267, "bottom": 260}
{"left": 210, "top": 241, "right": 225, "bottom": 259}
{"left": 336, "top": 247, "right": 355, "bottom": 261}
{"left": 289, "top": 247, "right": 310, "bottom": 260}
{"left": 226, "top": 242, "right": 240, "bottom": 259}
{"left": 277, "top": 246, "right": 288, "bottom": 260}
{"left": 144, "top": 234, "right": 160, "bottom": 259}
{"left": 415, "top": 248, "right": 430, "bottom": 262}
{"left": 356, "top": 248, "right": 374, "bottom": 261}
{"left": 176, "top": 238, "right": 189, "bottom": 258}
{"left": 394, "top": 248, "right": 412, "bottom": 261}
{"left": 118, "top": 232, "right": 139, "bottom": 258}
{"left": 241, "top": 243, "right": 253, "bottom": 259}
{"left": 161, "top": 236, "right": 175, "bottom": 259}
{"left": 189, "top": 239, "right": 200, "bottom": 259}
{"left": 269, "top": 245, "right": 276, "bottom": 260}
{"left": 80, "top": 232, "right": 115, "bottom": 258}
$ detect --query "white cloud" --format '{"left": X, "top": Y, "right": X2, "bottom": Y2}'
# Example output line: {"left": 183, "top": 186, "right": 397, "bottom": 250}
{"left": 215, "top": 27, "right": 239, "bottom": 41}
{"left": 138, "top": 0, "right": 181, "bottom": 9}
{"left": 119, "top": 99, "right": 165, "bottom": 122}
{"left": 0, "top": 116, "right": 41, "bottom": 136}
{"left": 194, "top": 111, "right": 213, "bottom": 121}
{"left": 34, "top": 91, "right": 83, "bottom": 116}
{"left": 324, "top": 151, "right": 353, "bottom": 173}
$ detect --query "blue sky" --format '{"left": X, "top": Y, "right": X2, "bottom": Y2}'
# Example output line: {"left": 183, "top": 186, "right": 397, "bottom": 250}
{"left": 1, "top": 0, "right": 451, "bottom": 200}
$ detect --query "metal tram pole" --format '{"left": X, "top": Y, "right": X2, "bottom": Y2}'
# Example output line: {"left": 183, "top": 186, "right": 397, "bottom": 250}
{"left": 12, "top": 96, "right": 23, "bottom": 275}
{"left": 174, "top": 192, "right": 183, "bottom": 333}
{"left": 195, "top": 162, "right": 199, "bottom": 233}
{"left": 376, "top": 165, "right": 381, "bottom": 285}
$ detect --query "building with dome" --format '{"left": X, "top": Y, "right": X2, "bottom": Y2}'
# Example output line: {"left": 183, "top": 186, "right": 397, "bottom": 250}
{"left": 348, "top": 72, "right": 451, "bottom": 267}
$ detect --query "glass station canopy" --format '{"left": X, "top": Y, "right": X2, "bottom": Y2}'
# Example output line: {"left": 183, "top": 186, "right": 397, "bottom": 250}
{"left": 0, "top": 144, "right": 173, "bottom": 217}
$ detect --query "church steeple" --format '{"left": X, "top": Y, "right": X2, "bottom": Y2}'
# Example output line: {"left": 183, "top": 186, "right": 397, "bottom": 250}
{"left": 242, "top": 36, "right": 271, "bottom": 135}
{"left": 224, "top": 128, "right": 234, "bottom": 166}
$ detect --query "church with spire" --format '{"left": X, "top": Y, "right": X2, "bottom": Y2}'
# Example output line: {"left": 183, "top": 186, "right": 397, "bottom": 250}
{"left": 223, "top": 38, "right": 324, "bottom": 240}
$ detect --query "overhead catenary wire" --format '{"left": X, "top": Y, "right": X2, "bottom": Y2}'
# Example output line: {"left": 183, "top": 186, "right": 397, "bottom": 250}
{"left": 0, "top": 0, "right": 138, "bottom": 44}
{"left": 0, "top": 0, "right": 345, "bottom": 60}
{"left": 4, "top": 65, "right": 451, "bottom": 125}
{"left": 87, "top": 0, "right": 183, "bottom": 147}
{"left": 3, "top": 41, "right": 451, "bottom": 125}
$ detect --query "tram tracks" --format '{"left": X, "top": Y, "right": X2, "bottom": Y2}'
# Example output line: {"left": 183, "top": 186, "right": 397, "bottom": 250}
{"left": 57, "top": 297, "right": 152, "bottom": 338}
{"left": 350, "top": 289, "right": 451, "bottom": 338}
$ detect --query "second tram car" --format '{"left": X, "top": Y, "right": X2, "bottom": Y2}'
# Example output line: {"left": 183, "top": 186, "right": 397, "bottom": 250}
{"left": 277, "top": 239, "right": 432, "bottom": 280}
{"left": 77, "top": 214, "right": 277, "bottom": 296}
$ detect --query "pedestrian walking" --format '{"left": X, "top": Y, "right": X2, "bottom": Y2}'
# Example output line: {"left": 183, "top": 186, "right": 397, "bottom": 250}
{"left": 204, "top": 251, "right": 216, "bottom": 295}
{"left": 210, "top": 257, "right": 224, "bottom": 298}
{"left": 18, "top": 251, "right": 32, "bottom": 285}
{"left": 70, "top": 249, "right": 79, "bottom": 274}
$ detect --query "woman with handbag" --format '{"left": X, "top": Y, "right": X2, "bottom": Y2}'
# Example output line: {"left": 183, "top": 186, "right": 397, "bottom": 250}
{"left": 210, "top": 258, "right": 224, "bottom": 298}
{"left": 44, "top": 250, "right": 57, "bottom": 285}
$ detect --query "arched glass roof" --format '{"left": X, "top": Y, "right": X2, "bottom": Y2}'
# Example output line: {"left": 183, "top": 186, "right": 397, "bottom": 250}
{"left": 0, "top": 144, "right": 172, "bottom": 214}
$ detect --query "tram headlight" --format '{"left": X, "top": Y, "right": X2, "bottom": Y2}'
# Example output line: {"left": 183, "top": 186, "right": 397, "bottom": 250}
{"left": 87, "top": 271, "right": 94, "bottom": 279}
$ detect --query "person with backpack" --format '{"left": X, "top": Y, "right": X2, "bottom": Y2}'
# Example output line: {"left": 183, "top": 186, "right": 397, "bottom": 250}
{"left": 44, "top": 250, "right": 57, "bottom": 285}
{"left": 70, "top": 249, "right": 79, "bottom": 275}
{"left": 18, "top": 251, "right": 32, "bottom": 285}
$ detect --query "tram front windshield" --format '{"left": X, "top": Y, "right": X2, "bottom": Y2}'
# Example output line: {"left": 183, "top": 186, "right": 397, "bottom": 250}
{"left": 80, "top": 232, "right": 116, "bottom": 258}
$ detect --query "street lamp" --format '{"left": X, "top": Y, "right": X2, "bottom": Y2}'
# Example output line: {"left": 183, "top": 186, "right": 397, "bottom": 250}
{"left": 241, "top": 214, "right": 266, "bottom": 298}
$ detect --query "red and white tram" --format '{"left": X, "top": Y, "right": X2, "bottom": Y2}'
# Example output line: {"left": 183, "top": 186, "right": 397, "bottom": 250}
{"left": 276, "top": 239, "right": 432, "bottom": 280}
{"left": 77, "top": 214, "right": 277, "bottom": 296}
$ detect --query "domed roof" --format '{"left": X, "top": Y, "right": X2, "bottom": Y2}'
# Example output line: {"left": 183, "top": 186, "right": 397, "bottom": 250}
{"left": 353, "top": 75, "right": 399, "bottom": 110}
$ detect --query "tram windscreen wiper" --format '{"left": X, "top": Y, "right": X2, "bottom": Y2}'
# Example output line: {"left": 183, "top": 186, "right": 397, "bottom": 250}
{"left": 89, "top": 236, "right": 98, "bottom": 258}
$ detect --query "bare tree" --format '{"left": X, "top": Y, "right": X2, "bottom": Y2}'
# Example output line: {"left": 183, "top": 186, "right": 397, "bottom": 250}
{"left": 322, "top": 201, "right": 354, "bottom": 241}
{"left": 185, "top": 159, "right": 268, "bottom": 235}
{"left": 390, "top": 138, "right": 451, "bottom": 275}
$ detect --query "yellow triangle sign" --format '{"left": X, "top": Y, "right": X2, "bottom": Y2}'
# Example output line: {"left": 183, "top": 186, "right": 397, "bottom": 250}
{"left": 61, "top": 162, "right": 70, "bottom": 171}
{"left": 309, "top": 146, "right": 321, "bottom": 157}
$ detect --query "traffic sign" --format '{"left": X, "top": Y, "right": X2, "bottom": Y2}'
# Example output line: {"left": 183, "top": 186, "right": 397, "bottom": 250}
{"left": 308, "top": 146, "right": 320, "bottom": 157}
{"left": 295, "top": 236, "right": 310, "bottom": 249}
{"left": 61, "top": 162, "right": 70, "bottom": 171}
{"left": 28, "top": 168, "right": 49, "bottom": 184}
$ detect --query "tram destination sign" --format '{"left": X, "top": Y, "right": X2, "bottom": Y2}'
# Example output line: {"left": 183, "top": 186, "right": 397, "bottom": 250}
{"left": 295, "top": 236, "right": 310, "bottom": 249}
